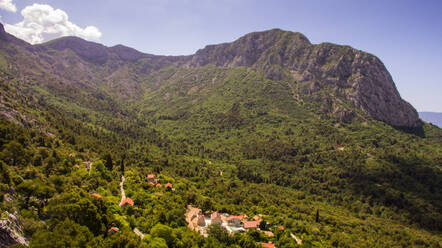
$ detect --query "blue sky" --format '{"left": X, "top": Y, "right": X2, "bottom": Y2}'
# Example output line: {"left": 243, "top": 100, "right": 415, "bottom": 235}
{"left": 1, "top": 0, "right": 441, "bottom": 112}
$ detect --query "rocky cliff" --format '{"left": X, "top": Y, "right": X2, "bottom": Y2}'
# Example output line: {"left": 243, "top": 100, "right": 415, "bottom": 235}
{"left": 0, "top": 212, "right": 28, "bottom": 248}
{"left": 187, "top": 29, "right": 420, "bottom": 127}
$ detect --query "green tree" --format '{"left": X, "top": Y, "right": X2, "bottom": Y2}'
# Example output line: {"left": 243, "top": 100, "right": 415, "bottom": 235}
{"left": 147, "top": 237, "right": 168, "bottom": 248}
{"left": 46, "top": 192, "right": 108, "bottom": 235}
{"left": 150, "top": 223, "right": 176, "bottom": 247}
{"left": 208, "top": 224, "right": 232, "bottom": 245}
{"left": 104, "top": 153, "right": 113, "bottom": 170}
{"left": 0, "top": 160, "right": 10, "bottom": 184}
{"left": 315, "top": 209, "right": 319, "bottom": 223}
{"left": 30, "top": 219, "right": 93, "bottom": 248}
{"left": 0, "top": 141, "right": 26, "bottom": 166}
{"left": 16, "top": 179, "right": 55, "bottom": 204}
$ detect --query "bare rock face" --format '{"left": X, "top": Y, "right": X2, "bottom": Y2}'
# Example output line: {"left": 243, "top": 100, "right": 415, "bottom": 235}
{"left": 187, "top": 30, "right": 420, "bottom": 127}
{"left": 0, "top": 212, "right": 28, "bottom": 248}
{"left": 295, "top": 43, "right": 420, "bottom": 127}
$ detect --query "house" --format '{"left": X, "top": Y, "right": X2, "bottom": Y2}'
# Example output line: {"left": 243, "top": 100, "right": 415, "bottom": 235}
{"left": 165, "top": 182, "right": 173, "bottom": 189}
{"left": 120, "top": 198, "right": 134, "bottom": 208}
{"left": 243, "top": 221, "right": 259, "bottom": 229}
{"left": 148, "top": 182, "right": 155, "bottom": 186}
{"left": 83, "top": 161, "right": 92, "bottom": 170}
{"left": 156, "top": 184, "right": 162, "bottom": 188}
{"left": 197, "top": 215, "right": 206, "bottom": 226}
{"left": 108, "top": 227, "right": 119, "bottom": 235}
{"left": 261, "top": 242, "right": 276, "bottom": 248}
{"left": 91, "top": 193, "right": 102, "bottom": 199}
{"left": 147, "top": 174, "right": 157, "bottom": 183}
{"left": 227, "top": 216, "right": 243, "bottom": 227}
{"left": 253, "top": 215, "right": 262, "bottom": 222}
{"left": 73, "top": 164, "right": 80, "bottom": 169}
{"left": 211, "top": 212, "right": 222, "bottom": 225}
{"left": 277, "top": 226, "right": 285, "bottom": 231}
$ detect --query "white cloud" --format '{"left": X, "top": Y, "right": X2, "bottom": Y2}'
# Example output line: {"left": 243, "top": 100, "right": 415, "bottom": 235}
{"left": 4, "top": 3, "right": 101, "bottom": 44}
{"left": 0, "top": 0, "right": 16, "bottom": 12}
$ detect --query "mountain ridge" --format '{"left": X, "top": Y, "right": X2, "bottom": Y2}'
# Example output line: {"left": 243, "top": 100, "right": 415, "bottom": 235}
{"left": 0, "top": 23, "right": 420, "bottom": 127}
{"left": 419, "top": 112, "right": 442, "bottom": 128}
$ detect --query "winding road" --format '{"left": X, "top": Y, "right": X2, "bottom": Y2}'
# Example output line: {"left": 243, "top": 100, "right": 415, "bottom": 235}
{"left": 118, "top": 175, "right": 146, "bottom": 239}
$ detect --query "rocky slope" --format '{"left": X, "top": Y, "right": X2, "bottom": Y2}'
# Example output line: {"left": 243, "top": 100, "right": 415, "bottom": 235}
{"left": 0, "top": 212, "right": 28, "bottom": 248}
{"left": 0, "top": 23, "right": 420, "bottom": 127}
{"left": 187, "top": 29, "right": 420, "bottom": 127}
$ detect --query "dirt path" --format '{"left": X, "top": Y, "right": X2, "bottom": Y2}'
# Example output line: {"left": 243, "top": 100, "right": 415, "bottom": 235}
{"left": 119, "top": 176, "right": 125, "bottom": 206}
{"left": 291, "top": 233, "right": 302, "bottom": 245}
{"left": 133, "top": 228, "right": 145, "bottom": 240}
{"left": 116, "top": 175, "right": 146, "bottom": 239}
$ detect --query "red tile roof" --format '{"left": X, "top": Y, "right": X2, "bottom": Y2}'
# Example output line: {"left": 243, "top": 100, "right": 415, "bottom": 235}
{"left": 91, "top": 193, "right": 102, "bottom": 199}
{"left": 121, "top": 198, "right": 134, "bottom": 206}
{"left": 227, "top": 216, "right": 243, "bottom": 221}
{"left": 108, "top": 227, "right": 119, "bottom": 233}
{"left": 147, "top": 174, "right": 155, "bottom": 179}
{"left": 253, "top": 215, "right": 262, "bottom": 222}
{"left": 148, "top": 182, "right": 155, "bottom": 186}
{"left": 278, "top": 225, "right": 285, "bottom": 231}
{"left": 243, "top": 221, "right": 259, "bottom": 228}
{"left": 156, "top": 184, "right": 162, "bottom": 187}
{"left": 211, "top": 212, "right": 221, "bottom": 220}
{"left": 165, "top": 182, "right": 173, "bottom": 188}
{"left": 261, "top": 242, "right": 275, "bottom": 248}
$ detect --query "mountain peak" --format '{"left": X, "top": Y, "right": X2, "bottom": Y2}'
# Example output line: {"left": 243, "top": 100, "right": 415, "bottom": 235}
{"left": 189, "top": 29, "right": 311, "bottom": 68}
{"left": 240, "top": 28, "right": 311, "bottom": 46}
{"left": 37, "top": 36, "right": 109, "bottom": 63}
{"left": 0, "top": 22, "right": 8, "bottom": 40}
{"left": 108, "top": 44, "right": 150, "bottom": 61}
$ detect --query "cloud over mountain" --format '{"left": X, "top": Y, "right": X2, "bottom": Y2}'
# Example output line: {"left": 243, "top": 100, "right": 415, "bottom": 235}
{"left": 0, "top": 0, "right": 16, "bottom": 12}
{"left": 4, "top": 3, "right": 101, "bottom": 44}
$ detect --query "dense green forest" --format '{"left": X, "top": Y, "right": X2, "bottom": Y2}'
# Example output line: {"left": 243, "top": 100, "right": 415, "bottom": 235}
{"left": 1, "top": 71, "right": 441, "bottom": 247}
{"left": 0, "top": 27, "right": 441, "bottom": 247}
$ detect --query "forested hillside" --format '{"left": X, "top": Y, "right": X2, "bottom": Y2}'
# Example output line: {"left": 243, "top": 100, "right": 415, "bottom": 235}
{"left": 0, "top": 23, "right": 441, "bottom": 247}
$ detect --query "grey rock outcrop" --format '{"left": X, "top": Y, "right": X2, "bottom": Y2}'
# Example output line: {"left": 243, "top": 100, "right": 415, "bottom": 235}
{"left": 0, "top": 212, "right": 28, "bottom": 247}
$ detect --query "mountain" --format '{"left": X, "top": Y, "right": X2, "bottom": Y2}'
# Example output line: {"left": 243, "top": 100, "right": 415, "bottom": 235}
{"left": 419, "top": 112, "right": 442, "bottom": 128}
{"left": 1, "top": 23, "right": 419, "bottom": 127}
{"left": 0, "top": 22, "right": 441, "bottom": 247}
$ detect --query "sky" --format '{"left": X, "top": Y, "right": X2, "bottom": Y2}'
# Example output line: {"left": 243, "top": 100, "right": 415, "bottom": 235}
{"left": 0, "top": 0, "right": 441, "bottom": 112}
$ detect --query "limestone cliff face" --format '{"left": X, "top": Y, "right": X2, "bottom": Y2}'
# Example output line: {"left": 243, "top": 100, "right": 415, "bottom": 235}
{"left": 187, "top": 29, "right": 420, "bottom": 127}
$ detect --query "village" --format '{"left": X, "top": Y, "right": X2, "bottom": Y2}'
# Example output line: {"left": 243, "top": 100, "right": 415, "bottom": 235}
{"left": 74, "top": 161, "right": 302, "bottom": 248}
{"left": 87, "top": 171, "right": 175, "bottom": 240}
{"left": 185, "top": 205, "right": 302, "bottom": 248}
{"left": 75, "top": 160, "right": 300, "bottom": 248}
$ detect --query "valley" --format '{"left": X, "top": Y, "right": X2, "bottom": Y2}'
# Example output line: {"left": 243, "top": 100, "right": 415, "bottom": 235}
{"left": 0, "top": 22, "right": 441, "bottom": 247}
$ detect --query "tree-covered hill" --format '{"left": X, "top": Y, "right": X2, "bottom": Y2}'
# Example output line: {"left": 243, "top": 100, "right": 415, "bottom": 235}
{"left": 0, "top": 22, "right": 441, "bottom": 247}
